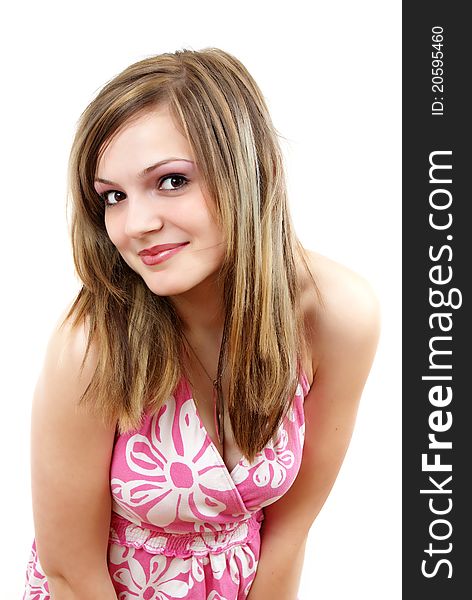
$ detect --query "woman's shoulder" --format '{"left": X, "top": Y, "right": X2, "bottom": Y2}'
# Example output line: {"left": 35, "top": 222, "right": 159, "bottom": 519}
{"left": 39, "top": 302, "right": 99, "bottom": 399}
{"left": 302, "top": 248, "right": 380, "bottom": 309}
{"left": 52, "top": 302, "right": 95, "bottom": 354}
{"left": 298, "top": 248, "right": 381, "bottom": 386}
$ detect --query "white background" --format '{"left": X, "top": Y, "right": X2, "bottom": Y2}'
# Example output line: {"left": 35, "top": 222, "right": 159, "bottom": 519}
{"left": 0, "top": 1, "right": 401, "bottom": 597}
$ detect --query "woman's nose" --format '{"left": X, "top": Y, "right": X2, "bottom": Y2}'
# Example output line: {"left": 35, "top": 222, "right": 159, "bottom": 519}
{"left": 124, "top": 195, "right": 164, "bottom": 238}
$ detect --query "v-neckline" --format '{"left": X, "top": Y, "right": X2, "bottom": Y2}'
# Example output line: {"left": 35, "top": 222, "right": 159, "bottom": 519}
{"left": 180, "top": 374, "right": 244, "bottom": 478}
{"left": 179, "top": 369, "right": 310, "bottom": 480}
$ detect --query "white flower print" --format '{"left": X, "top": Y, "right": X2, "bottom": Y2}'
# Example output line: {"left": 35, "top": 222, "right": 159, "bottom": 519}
{"left": 206, "top": 552, "right": 227, "bottom": 581}
{"left": 299, "top": 422, "right": 306, "bottom": 447}
{"left": 231, "top": 465, "right": 249, "bottom": 486}
{"left": 188, "top": 557, "right": 205, "bottom": 589}
{"left": 227, "top": 543, "right": 258, "bottom": 587}
{"left": 287, "top": 384, "right": 303, "bottom": 422}
{"left": 244, "top": 580, "right": 254, "bottom": 597}
{"left": 187, "top": 520, "right": 250, "bottom": 555}
{"left": 109, "top": 543, "right": 137, "bottom": 565}
{"left": 252, "top": 428, "right": 294, "bottom": 488}
{"left": 193, "top": 519, "right": 243, "bottom": 534}
{"left": 232, "top": 426, "right": 295, "bottom": 489}
{"left": 113, "top": 554, "right": 191, "bottom": 599}
{"left": 287, "top": 405, "right": 296, "bottom": 422}
{"left": 23, "top": 545, "right": 49, "bottom": 599}
{"left": 111, "top": 480, "right": 162, "bottom": 525}
{"left": 207, "top": 591, "right": 229, "bottom": 600}
{"left": 228, "top": 549, "right": 240, "bottom": 587}
{"left": 112, "top": 398, "right": 236, "bottom": 528}
{"left": 234, "top": 544, "right": 258, "bottom": 580}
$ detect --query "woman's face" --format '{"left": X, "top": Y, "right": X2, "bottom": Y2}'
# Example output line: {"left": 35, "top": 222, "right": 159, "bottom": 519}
{"left": 94, "top": 106, "right": 225, "bottom": 298}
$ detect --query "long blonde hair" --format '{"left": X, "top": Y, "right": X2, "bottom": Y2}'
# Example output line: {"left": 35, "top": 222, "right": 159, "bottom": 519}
{"left": 65, "top": 47, "right": 322, "bottom": 462}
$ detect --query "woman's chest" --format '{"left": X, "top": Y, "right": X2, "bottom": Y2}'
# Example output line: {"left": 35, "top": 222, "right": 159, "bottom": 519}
{"left": 109, "top": 374, "right": 309, "bottom": 533}
{"left": 181, "top": 337, "right": 315, "bottom": 477}
{"left": 184, "top": 365, "right": 242, "bottom": 473}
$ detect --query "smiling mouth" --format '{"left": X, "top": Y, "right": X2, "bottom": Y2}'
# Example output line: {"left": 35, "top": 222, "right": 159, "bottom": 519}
{"left": 139, "top": 242, "right": 189, "bottom": 266}
{"left": 139, "top": 242, "right": 189, "bottom": 256}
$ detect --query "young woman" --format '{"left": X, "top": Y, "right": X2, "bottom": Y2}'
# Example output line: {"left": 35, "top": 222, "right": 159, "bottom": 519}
{"left": 23, "top": 48, "right": 380, "bottom": 600}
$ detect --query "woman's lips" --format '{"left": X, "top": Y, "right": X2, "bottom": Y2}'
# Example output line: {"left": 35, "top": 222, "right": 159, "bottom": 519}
{"left": 139, "top": 242, "right": 189, "bottom": 266}
{"left": 139, "top": 242, "right": 188, "bottom": 256}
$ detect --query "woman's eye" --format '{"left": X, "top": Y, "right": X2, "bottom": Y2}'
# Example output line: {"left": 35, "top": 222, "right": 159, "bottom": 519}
{"left": 98, "top": 175, "right": 188, "bottom": 206}
{"left": 159, "top": 175, "right": 188, "bottom": 191}
{"left": 101, "top": 190, "right": 126, "bottom": 206}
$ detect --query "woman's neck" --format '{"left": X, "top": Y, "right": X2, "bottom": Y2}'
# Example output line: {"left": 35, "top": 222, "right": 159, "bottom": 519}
{"left": 168, "top": 275, "right": 226, "bottom": 340}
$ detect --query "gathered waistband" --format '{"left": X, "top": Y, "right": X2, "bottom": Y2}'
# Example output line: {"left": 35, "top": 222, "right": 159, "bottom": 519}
{"left": 109, "top": 512, "right": 262, "bottom": 558}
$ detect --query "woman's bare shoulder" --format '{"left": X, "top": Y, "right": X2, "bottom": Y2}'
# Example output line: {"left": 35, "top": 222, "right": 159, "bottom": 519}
{"left": 37, "top": 302, "right": 100, "bottom": 412}
{"left": 304, "top": 249, "right": 379, "bottom": 304}
{"left": 32, "top": 299, "right": 118, "bottom": 435}
{"left": 300, "top": 248, "right": 381, "bottom": 378}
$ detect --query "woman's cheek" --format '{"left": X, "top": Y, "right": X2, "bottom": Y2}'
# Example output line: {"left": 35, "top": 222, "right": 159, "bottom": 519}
{"left": 104, "top": 217, "right": 122, "bottom": 248}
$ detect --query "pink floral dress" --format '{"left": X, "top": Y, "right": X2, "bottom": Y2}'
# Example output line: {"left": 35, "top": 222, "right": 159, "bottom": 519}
{"left": 23, "top": 370, "right": 310, "bottom": 600}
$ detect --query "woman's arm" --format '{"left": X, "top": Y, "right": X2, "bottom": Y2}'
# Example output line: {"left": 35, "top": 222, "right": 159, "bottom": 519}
{"left": 247, "top": 264, "right": 381, "bottom": 599}
{"left": 30, "top": 309, "right": 118, "bottom": 599}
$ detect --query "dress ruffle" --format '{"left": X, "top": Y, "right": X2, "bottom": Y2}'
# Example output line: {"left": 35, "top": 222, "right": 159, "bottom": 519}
{"left": 109, "top": 511, "right": 263, "bottom": 558}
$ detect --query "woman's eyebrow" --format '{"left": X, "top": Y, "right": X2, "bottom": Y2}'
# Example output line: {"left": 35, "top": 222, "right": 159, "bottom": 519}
{"left": 95, "top": 158, "right": 194, "bottom": 185}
